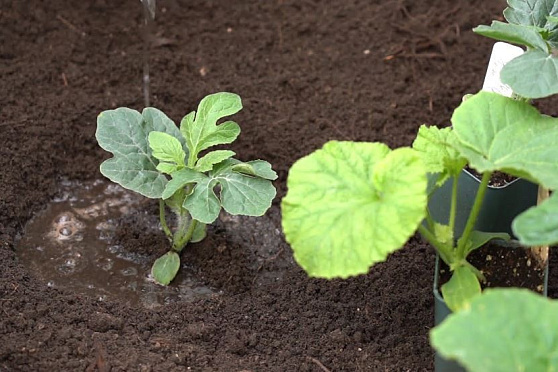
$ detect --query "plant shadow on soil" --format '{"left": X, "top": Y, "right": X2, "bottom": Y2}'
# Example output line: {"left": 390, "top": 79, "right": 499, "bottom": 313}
{"left": 3, "top": 0, "right": 558, "bottom": 370}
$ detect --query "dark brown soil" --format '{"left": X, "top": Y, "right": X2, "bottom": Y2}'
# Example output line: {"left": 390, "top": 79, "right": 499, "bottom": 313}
{"left": 439, "top": 242, "right": 547, "bottom": 293}
{"left": 464, "top": 167, "right": 518, "bottom": 187}
{"left": 3, "top": 0, "right": 558, "bottom": 370}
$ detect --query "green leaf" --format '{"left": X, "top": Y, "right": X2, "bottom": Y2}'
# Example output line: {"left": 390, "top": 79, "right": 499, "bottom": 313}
{"left": 156, "top": 163, "right": 179, "bottom": 175}
{"left": 162, "top": 168, "right": 208, "bottom": 200}
{"left": 191, "top": 222, "right": 207, "bottom": 243}
{"left": 513, "top": 192, "right": 558, "bottom": 246}
{"left": 148, "top": 131, "right": 186, "bottom": 167}
{"left": 431, "top": 289, "right": 558, "bottom": 372}
{"left": 185, "top": 159, "right": 276, "bottom": 224}
{"left": 151, "top": 251, "right": 180, "bottom": 285}
{"left": 441, "top": 265, "right": 481, "bottom": 312}
{"left": 412, "top": 125, "right": 466, "bottom": 186}
{"left": 231, "top": 160, "right": 278, "bottom": 180}
{"left": 181, "top": 92, "right": 242, "bottom": 165}
{"left": 504, "top": 0, "right": 558, "bottom": 48}
{"left": 281, "top": 141, "right": 427, "bottom": 278}
{"left": 452, "top": 91, "right": 558, "bottom": 189}
{"left": 195, "top": 150, "right": 235, "bottom": 172}
{"left": 459, "top": 230, "right": 511, "bottom": 256}
{"left": 501, "top": 49, "right": 558, "bottom": 98}
{"left": 473, "top": 21, "right": 548, "bottom": 52}
{"left": 96, "top": 107, "right": 183, "bottom": 198}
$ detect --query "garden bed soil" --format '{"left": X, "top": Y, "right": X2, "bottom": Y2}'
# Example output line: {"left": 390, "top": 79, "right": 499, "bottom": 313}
{"left": 3, "top": 0, "right": 558, "bottom": 370}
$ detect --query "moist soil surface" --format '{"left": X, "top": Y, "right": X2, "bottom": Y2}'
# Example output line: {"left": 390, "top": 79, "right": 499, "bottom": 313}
{"left": 3, "top": 0, "right": 558, "bottom": 371}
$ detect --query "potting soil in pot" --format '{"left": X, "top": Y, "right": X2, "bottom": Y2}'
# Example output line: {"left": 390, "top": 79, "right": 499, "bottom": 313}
{"left": 16, "top": 179, "right": 216, "bottom": 308}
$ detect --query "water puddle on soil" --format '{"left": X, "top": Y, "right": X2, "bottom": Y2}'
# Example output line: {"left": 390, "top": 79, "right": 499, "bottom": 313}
{"left": 16, "top": 179, "right": 216, "bottom": 308}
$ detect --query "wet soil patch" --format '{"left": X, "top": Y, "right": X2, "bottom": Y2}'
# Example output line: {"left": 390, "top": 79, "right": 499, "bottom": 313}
{"left": 3, "top": 0, "right": 558, "bottom": 370}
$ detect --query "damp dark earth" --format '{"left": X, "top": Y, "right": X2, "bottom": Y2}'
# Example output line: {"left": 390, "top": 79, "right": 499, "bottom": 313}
{"left": 3, "top": 0, "right": 558, "bottom": 371}
{"left": 17, "top": 180, "right": 216, "bottom": 308}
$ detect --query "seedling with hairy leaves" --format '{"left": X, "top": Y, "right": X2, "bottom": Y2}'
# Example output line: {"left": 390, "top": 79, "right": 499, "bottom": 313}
{"left": 96, "top": 92, "right": 277, "bottom": 285}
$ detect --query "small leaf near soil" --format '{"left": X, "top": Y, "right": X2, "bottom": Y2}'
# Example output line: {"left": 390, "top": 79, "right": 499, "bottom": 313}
{"left": 441, "top": 265, "right": 481, "bottom": 312}
{"left": 151, "top": 251, "right": 180, "bottom": 285}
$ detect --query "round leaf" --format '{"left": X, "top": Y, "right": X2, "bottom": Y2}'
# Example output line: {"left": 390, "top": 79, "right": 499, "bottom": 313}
{"left": 281, "top": 141, "right": 427, "bottom": 278}
{"left": 151, "top": 251, "right": 180, "bottom": 285}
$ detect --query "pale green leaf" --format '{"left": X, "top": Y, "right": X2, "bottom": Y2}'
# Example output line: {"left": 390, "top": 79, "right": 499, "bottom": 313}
{"left": 441, "top": 265, "right": 481, "bottom": 312}
{"left": 151, "top": 251, "right": 180, "bottom": 285}
{"left": 184, "top": 178, "right": 221, "bottom": 224}
{"left": 185, "top": 159, "right": 276, "bottom": 224}
{"left": 96, "top": 107, "right": 182, "bottom": 198}
{"left": 195, "top": 150, "right": 235, "bottom": 172}
{"left": 181, "top": 92, "right": 242, "bottom": 164}
{"left": 156, "top": 163, "right": 179, "bottom": 175}
{"left": 460, "top": 230, "right": 510, "bottom": 256}
{"left": 412, "top": 125, "right": 466, "bottom": 186}
{"left": 431, "top": 289, "right": 558, "bottom": 372}
{"left": 452, "top": 91, "right": 558, "bottom": 189}
{"left": 191, "top": 222, "right": 207, "bottom": 243}
{"left": 513, "top": 192, "right": 558, "bottom": 245}
{"left": 434, "top": 223, "right": 453, "bottom": 246}
{"left": 148, "top": 131, "right": 186, "bottom": 166}
{"left": 473, "top": 21, "right": 548, "bottom": 52}
{"left": 161, "top": 168, "right": 208, "bottom": 200}
{"left": 281, "top": 141, "right": 427, "bottom": 278}
{"left": 501, "top": 50, "right": 558, "bottom": 98}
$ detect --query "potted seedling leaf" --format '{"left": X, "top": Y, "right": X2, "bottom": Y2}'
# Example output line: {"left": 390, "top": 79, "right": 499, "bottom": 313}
{"left": 96, "top": 92, "right": 277, "bottom": 285}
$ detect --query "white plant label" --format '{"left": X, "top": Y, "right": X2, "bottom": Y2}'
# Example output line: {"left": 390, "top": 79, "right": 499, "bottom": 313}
{"left": 482, "top": 42, "right": 524, "bottom": 97}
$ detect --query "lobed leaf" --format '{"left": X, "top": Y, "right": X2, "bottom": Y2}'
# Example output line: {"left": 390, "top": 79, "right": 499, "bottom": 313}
{"left": 452, "top": 91, "right": 558, "bottom": 189}
{"left": 281, "top": 141, "right": 427, "bottom": 278}
{"left": 96, "top": 107, "right": 184, "bottom": 198}
{"left": 151, "top": 251, "right": 180, "bottom": 285}
{"left": 513, "top": 192, "right": 558, "bottom": 246}
{"left": 431, "top": 288, "right": 558, "bottom": 372}
{"left": 181, "top": 92, "right": 242, "bottom": 165}
{"left": 501, "top": 50, "right": 558, "bottom": 98}
{"left": 441, "top": 265, "right": 482, "bottom": 312}
{"left": 148, "top": 131, "right": 186, "bottom": 169}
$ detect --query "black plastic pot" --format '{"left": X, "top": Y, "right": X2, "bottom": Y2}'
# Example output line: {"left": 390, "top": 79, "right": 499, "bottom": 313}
{"left": 429, "top": 170, "right": 541, "bottom": 371}
{"left": 433, "top": 252, "right": 549, "bottom": 372}
{"left": 427, "top": 169, "right": 538, "bottom": 237}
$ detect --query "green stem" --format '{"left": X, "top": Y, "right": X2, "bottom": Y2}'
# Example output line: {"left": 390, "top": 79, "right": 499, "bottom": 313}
{"left": 418, "top": 224, "right": 453, "bottom": 266}
{"left": 424, "top": 207, "right": 435, "bottom": 232}
{"left": 448, "top": 173, "right": 458, "bottom": 234}
{"left": 456, "top": 171, "right": 492, "bottom": 259}
{"left": 159, "top": 200, "right": 172, "bottom": 241}
{"left": 172, "top": 212, "right": 198, "bottom": 253}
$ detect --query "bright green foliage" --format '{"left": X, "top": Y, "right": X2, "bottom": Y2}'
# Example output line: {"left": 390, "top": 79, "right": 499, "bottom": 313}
{"left": 96, "top": 107, "right": 185, "bottom": 198}
{"left": 97, "top": 92, "right": 276, "bottom": 285}
{"left": 412, "top": 125, "right": 466, "bottom": 187}
{"left": 441, "top": 266, "right": 481, "bottom": 312}
{"left": 513, "top": 192, "right": 558, "bottom": 246}
{"left": 452, "top": 91, "right": 558, "bottom": 189}
{"left": 149, "top": 131, "right": 186, "bottom": 174}
{"left": 474, "top": 0, "right": 558, "bottom": 98}
{"left": 458, "top": 231, "right": 510, "bottom": 257}
{"left": 151, "top": 251, "right": 180, "bottom": 286}
{"left": 282, "top": 141, "right": 427, "bottom": 278}
{"left": 431, "top": 289, "right": 558, "bottom": 372}
{"left": 180, "top": 92, "right": 242, "bottom": 167}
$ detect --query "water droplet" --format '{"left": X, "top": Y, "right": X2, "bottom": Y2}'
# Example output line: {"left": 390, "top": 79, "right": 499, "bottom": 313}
{"left": 60, "top": 226, "right": 72, "bottom": 236}
{"left": 121, "top": 267, "right": 138, "bottom": 277}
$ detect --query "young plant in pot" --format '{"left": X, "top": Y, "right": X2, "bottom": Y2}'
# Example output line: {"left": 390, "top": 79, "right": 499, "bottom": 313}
{"left": 96, "top": 92, "right": 277, "bottom": 285}
{"left": 281, "top": 90, "right": 558, "bottom": 367}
